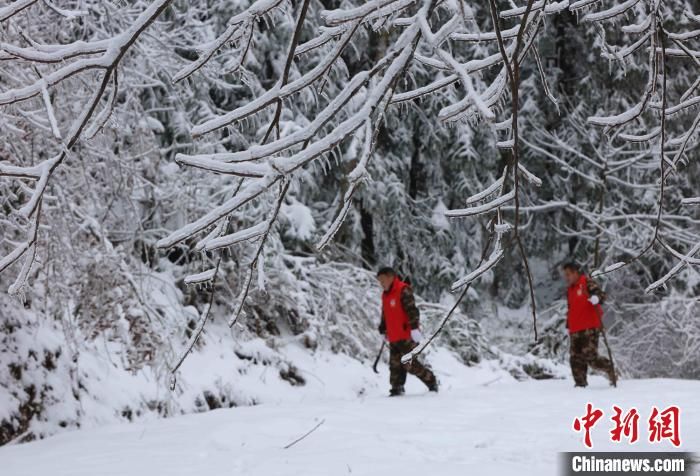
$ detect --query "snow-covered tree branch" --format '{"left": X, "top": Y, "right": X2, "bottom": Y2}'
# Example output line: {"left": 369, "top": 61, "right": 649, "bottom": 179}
{"left": 1, "top": 0, "right": 698, "bottom": 380}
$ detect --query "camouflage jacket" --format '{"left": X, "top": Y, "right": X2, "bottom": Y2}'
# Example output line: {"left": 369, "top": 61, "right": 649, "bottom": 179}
{"left": 587, "top": 277, "right": 607, "bottom": 304}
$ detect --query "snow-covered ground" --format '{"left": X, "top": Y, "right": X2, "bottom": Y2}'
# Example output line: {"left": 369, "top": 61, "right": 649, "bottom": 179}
{"left": 2, "top": 350, "right": 698, "bottom": 476}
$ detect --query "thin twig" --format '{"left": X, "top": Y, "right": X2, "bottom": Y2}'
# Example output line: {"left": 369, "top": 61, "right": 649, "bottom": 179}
{"left": 283, "top": 419, "right": 326, "bottom": 449}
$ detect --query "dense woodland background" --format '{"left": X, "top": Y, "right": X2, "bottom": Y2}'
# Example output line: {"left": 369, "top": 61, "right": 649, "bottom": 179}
{"left": 1, "top": 0, "right": 699, "bottom": 445}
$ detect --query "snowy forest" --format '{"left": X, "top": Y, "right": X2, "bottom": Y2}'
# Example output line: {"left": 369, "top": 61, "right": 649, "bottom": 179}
{"left": 1, "top": 0, "right": 699, "bottom": 453}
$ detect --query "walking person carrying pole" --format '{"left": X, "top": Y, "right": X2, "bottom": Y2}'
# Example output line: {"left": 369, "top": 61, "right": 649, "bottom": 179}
{"left": 562, "top": 262, "right": 617, "bottom": 388}
{"left": 376, "top": 267, "right": 438, "bottom": 396}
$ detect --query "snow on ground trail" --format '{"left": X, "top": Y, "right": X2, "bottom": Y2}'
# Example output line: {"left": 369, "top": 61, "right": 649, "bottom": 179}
{"left": 2, "top": 368, "right": 698, "bottom": 476}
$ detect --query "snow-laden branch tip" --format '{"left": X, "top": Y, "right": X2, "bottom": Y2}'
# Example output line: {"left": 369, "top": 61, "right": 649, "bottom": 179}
{"left": 588, "top": 101, "right": 645, "bottom": 128}
{"left": 645, "top": 243, "right": 700, "bottom": 294}
{"left": 618, "top": 127, "right": 660, "bottom": 143}
{"left": 568, "top": 0, "right": 598, "bottom": 11}
{"left": 502, "top": 201, "right": 569, "bottom": 213}
{"left": 204, "top": 221, "right": 270, "bottom": 251}
{"left": 581, "top": 0, "right": 641, "bottom": 23}
{"left": 466, "top": 174, "right": 505, "bottom": 204}
{"left": 0, "top": 212, "right": 40, "bottom": 274}
{"left": 450, "top": 238, "right": 505, "bottom": 291}
{"left": 451, "top": 25, "right": 519, "bottom": 43}
{"left": 517, "top": 163, "right": 542, "bottom": 187}
{"left": 500, "top": 0, "right": 569, "bottom": 19}
{"left": 41, "top": 85, "right": 61, "bottom": 139}
{"left": 496, "top": 139, "right": 514, "bottom": 149}
{"left": 184, "top": 268, "right": 218, "bottom": 285}
{"left": 320, "top": 0, "right": 397, "bottom": 26}
{"left": 175, "top": 154, "right": 271, "bottom": 177}
{"left": 0, "top": 0, "right": 38, "bottom": 22}
{"left": 591, "top": 262, "right": 625, "bottom": 277}
{"left": 446, "top": 190, "right": 515, "bottom": 218}
{"left": 0, "top": 39, "right": 109, "bottom": 63}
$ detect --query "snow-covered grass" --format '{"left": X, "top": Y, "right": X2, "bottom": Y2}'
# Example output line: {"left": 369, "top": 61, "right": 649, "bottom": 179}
{"left": 2, "top": 356, "right": 697, "bottom": 476}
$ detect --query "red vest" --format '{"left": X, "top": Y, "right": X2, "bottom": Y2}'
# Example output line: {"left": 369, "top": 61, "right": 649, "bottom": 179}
{"left": 567, "top": 274, "right": 602, "bottom": 334}
{"left": 382, "top": 277, "right": 412, "bottom": 342}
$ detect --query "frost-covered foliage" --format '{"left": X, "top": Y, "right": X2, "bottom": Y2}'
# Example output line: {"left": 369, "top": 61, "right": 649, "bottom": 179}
{"left": 1, "top": 0, "right": 699, "bottom": 444}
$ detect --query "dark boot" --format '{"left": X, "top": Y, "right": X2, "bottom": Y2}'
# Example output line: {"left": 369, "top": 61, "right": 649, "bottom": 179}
{"left": 389, "top": 386, "right": 405, "bottom": 397}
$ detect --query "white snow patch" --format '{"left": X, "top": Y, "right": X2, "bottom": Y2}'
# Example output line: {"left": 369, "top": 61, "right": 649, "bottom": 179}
{"left": 281, "top": 198, "right": 316, "bottom": 241}
{"left": 431, "top": 200, "right": 450, "bottom": 230}
{"left": 2, "top": 376, "right": 698, "bottom": 476}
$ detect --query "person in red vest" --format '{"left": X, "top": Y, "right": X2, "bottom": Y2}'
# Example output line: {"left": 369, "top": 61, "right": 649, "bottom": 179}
{"left": 563, "top": 262, "right": 615, "bottom": 387}
{"left": 376, "top": 267, "right": 438, "bottom": 396}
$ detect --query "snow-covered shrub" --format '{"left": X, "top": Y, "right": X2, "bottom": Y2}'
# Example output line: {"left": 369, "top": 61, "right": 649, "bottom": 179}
{"left": 609, "top": 297, "right": 700, "bottom": 379}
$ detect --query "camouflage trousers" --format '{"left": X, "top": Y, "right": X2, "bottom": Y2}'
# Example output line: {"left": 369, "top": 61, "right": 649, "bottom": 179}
{"left": 389, "top": 340, "right": 437, "bottom": 390}
{"left": 569, "top": 328, "right": 613, "bottom": 386}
